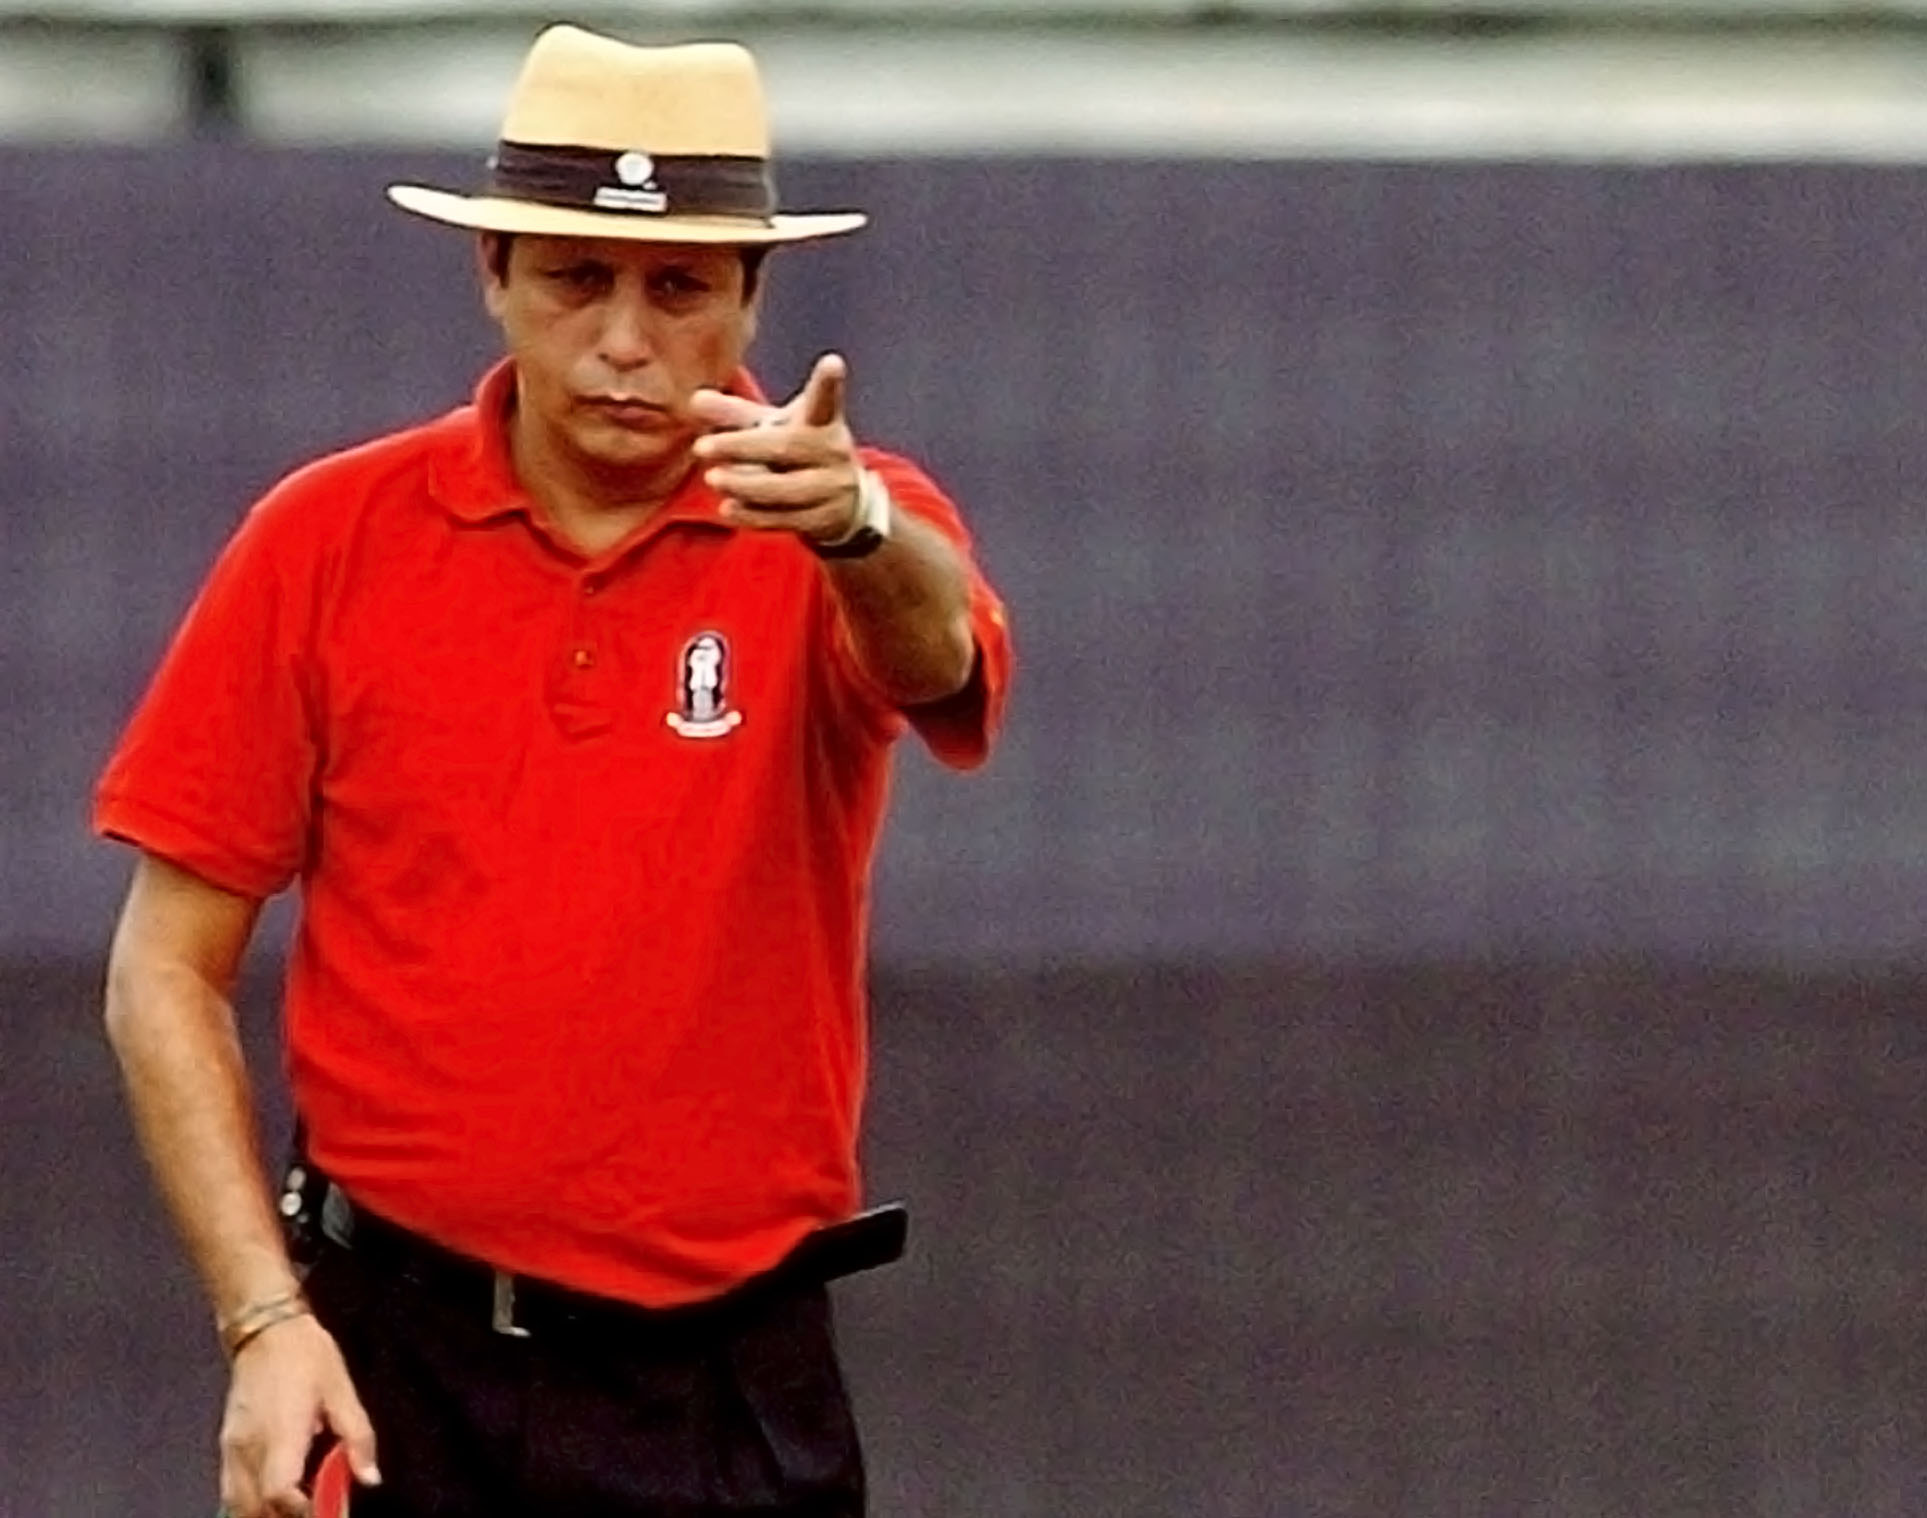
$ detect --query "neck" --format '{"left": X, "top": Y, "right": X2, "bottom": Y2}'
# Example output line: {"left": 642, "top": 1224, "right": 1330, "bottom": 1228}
{"left": 507, "top": 402, "right": 692, "bottom": 556}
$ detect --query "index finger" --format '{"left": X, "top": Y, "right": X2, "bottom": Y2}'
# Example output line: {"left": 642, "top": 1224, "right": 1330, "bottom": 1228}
{"left": 689, "top": 387, "right": 779, "bottom": 432}
{"left": 261, "top": 1463, "right": 316, "bottom": 1517}
{"left": 799, "top": 353, "right": 847, "bottom": 429}
{"left": 254, "top": 1421, "right": 318, "bottom": 1517}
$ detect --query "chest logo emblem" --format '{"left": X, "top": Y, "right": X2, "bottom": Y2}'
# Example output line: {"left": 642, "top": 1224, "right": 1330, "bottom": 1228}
{"left": 666, "top": 631, "right": 743, "bottom": 739}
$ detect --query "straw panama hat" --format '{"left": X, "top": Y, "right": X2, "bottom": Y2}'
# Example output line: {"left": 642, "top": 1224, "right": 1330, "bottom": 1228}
{"left": 387, "top": 26, "right": 866, "bottom": 246}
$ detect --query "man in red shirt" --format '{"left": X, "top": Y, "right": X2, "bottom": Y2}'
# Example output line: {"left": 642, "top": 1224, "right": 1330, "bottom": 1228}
{"left": 95, "top": 27, "right": 1010, "bottom": 1518}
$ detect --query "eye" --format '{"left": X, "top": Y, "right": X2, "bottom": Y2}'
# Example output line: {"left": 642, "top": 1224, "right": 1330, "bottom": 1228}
{"left": 650, "top": 267, "right": 712, "bottom": 301}
{"left": 546, "top": 263, "right": 611, "bottom": 295}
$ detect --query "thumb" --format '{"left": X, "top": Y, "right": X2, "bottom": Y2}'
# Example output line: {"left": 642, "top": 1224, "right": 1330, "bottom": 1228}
{"left": 323, "top": 1377, "right": 381, "bottom": 1487}
{"left": 798, "top": 353, "right": 847, "bottom": 429}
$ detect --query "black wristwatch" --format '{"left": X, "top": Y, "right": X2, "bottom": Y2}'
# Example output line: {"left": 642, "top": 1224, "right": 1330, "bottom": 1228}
{"left": 810, "top": 469, "right": 892, "bottom": 560}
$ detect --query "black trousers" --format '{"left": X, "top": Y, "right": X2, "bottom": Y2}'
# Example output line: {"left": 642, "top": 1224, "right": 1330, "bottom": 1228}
{"left": 303, "top": 1227, "right": 866, "bottom": 1517}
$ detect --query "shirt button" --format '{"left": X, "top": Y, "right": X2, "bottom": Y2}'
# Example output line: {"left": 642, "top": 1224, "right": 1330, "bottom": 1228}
{"left": 572, "top": 647, "right": 596, "bottom": 669}
{"left": 582, "top": 579, "right": 600, "bottom": 596}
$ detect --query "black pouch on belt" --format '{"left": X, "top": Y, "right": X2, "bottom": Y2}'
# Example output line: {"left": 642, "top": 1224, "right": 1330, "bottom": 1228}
{"left": 275, "top": 1124, "right": 331, "bottom": 1274}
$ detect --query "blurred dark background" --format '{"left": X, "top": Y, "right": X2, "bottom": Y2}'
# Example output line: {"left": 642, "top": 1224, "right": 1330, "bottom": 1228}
{"left": 6, "top": 147, "right": 1927, "bottom": 1515}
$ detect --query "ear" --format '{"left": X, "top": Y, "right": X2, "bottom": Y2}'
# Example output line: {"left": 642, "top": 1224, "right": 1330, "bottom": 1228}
{"left": 477, "top": 233, "right": 508, "bottom": 320}
{"left": 741, "top": 276, "right": 763, "bottom": 347}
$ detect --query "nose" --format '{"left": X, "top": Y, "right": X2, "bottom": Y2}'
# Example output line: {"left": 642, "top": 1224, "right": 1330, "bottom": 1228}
{"left": 597, "top": 278, "right": 655, "bottom": 371}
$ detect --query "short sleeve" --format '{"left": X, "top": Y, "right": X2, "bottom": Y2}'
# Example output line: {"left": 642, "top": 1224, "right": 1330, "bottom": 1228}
{"left": 821, "top": 450, "right": 1013, "bottom": 771}
{"left": 93, "top": 488, "right": 323, "bottom": 898}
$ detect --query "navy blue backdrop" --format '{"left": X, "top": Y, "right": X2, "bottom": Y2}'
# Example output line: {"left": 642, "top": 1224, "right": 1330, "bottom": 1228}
{"left": 4, "top": 151, "right": 1925, "bottom": 1516}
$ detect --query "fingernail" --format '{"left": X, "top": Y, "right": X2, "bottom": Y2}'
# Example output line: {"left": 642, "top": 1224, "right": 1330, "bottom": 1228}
{"left": 360, "top": 1464, "right": 383, "bottom": 1485}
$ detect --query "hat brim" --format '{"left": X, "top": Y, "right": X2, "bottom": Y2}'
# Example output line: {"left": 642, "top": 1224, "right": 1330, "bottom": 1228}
{"left": 387, "top": 184, "right": 866, "bottom": 245}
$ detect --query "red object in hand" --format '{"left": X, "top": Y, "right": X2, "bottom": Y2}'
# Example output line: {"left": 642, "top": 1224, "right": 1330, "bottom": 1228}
{"left": 311, "top": 1443, "right": 353, "bottom": 1518}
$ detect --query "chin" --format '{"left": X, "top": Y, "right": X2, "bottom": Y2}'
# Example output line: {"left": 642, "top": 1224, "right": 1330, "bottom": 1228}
{"left": 572, "top": 423, "right": 680, "bottom": 475}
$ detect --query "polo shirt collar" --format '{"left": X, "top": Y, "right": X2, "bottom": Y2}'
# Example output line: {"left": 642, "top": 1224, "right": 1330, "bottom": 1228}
{"left": 430, "top": 358, "right": 771, "bottom": 533}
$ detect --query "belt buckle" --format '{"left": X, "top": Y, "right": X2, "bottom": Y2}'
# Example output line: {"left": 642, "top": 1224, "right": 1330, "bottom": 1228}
{"left": 491, "top": 1271, "right": 532, "bottom": 1338}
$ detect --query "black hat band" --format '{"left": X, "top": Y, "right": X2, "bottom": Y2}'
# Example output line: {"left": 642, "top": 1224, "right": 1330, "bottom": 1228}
{"left": 486, "top": 141, "right": 776, "bottom": 220}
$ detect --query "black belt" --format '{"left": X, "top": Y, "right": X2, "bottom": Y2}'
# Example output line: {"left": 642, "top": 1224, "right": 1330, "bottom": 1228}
{"left": 282, "top": 1159, "right": 907, "bottom": 1340}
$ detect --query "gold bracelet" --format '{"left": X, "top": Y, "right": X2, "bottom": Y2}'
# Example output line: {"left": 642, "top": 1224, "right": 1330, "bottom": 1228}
{"left": 218, "top": 1290, "right": 311, "bottom": 1360}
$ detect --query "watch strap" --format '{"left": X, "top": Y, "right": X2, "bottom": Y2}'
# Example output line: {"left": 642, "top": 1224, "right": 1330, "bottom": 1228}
{"left": 811, "top": 467, "right": 892, "bottom": 560}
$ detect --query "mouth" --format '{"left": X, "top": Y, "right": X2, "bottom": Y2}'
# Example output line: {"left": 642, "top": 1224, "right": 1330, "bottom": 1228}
{"left": 582, "top": 396, "right": 673, "bottom": 429}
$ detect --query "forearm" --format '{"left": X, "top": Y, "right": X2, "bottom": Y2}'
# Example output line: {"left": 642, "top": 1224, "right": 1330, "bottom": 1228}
{"left": 691, "top": 357, "right": 979, "bottom": 704}
{"left": 822, "top": 505, "right": 976, "bottom": 705}
{"left": 104, "top": 958, "right": 297, "bottom": 1324}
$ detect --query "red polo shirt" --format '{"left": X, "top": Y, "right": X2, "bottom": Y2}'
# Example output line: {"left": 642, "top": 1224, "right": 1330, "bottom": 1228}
{"left": 95, "top": 361, "right": 1010, "bottom": 1307}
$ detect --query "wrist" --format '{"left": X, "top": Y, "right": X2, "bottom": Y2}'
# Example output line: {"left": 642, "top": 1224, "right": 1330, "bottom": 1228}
{"left": 218, "top": 1287, "right": 312, "bottom": 1360}
{"left": 213, "top": 1256, "right": 305, "bottom": 1333}
{"left": 810, "top": 467, "right": 892, "bottom": 560}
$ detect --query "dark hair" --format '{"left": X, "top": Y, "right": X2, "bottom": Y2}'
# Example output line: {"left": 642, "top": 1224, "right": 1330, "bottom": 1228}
{"left": 483, "top": 233, "right": 768, "bottom": 298}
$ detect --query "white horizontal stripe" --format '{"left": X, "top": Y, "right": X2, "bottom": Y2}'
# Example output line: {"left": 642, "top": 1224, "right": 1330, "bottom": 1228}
{"left": 13, "top": 0, "right": 1927, "bottom": 19}
{"left": 9, "top": 20, "right": 1927, "bottom": 158}
{"left": 232, "top": 27, "right": 1927, "bottom": 161}
{"left": 0, "top": 31, "right": 184, "bottom": 140}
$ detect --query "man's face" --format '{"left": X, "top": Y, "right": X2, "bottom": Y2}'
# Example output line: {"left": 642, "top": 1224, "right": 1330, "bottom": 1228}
{"left": 481, "top": 233, "right": 760, "bottom": 478}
